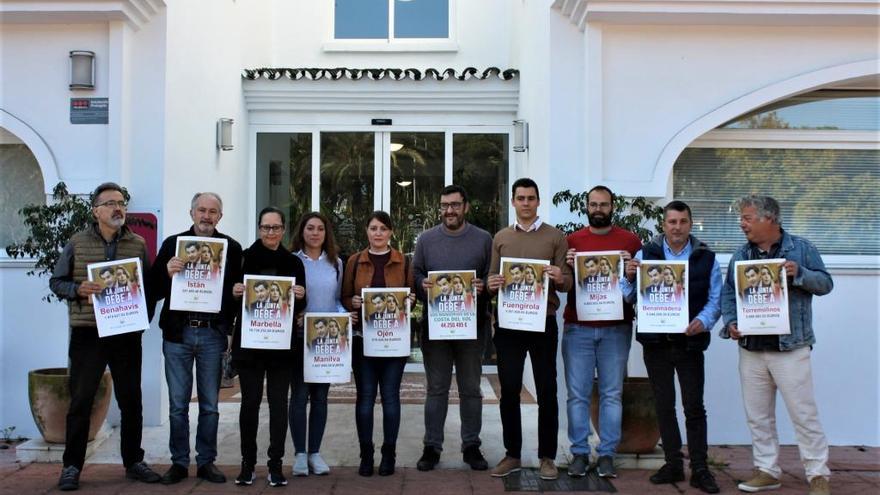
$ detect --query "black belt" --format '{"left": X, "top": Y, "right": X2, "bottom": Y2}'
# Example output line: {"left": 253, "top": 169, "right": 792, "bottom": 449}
{"left": 186, "top": 319, "right": 213, "bottom": 328}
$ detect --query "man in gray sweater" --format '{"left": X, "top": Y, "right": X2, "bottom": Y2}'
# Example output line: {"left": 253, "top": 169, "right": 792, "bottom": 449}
{"left": 412, "top": 185, "right": 493, "bottom": 472}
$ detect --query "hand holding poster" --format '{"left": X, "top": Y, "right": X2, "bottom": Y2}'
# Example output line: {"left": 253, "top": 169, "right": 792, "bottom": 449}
{"left": 304, "top": 313, "right": 352, "bottom": 383}
{"left": 88, "top": 258, "right": 150, "bottom": 337}
{"left": 240, "top": 275, "right": 295, "bottom": 349}
{"left": 361, "top": 288, "right": 411, "bottom": 357}
{"left": 497, "top": 257, "right": 549, "bottom": 332}
{"left": 637, "top": 260, "right": 689, "bottom": 333}
{"left": 170, "top": 236, "right": 227, "bottom": 312}
{"left": 574, "top": 251, "right": 624, "bottom": 321}
{"left": 427, "top": 270, "right": 477, "bottom": 340}
{"left": 734, "top": 259, "right": 790, "bottom": 335}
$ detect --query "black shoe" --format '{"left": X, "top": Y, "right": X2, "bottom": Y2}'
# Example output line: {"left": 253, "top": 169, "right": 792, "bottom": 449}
{"left": 650, "top": 462, "right": 685, "bottom": 484}
{"left": 417, "top": 446, "right": 441, "bottom": 471}
{"left": 596, "top": 456, "right": 617, "bottom": 478}
{"left": 690, "top": 468, "right": 721, "bottom": 494}
{"left": 359, "top": 441, "right": 374, "bottom": 477}
{"left": 58, "top": 465, "right": 81, "bottom": 491}
{"left": 160, "top": 464, "right": 188, "bottom": 485}
{"left": 378, "top": 443, "right": 396, "bottom": 476}
{"left": 567, "top": 454, "right": 589, "bottom": 478}
{"left": 267, "top": 465, "right": 287, "bottom": 487}
{"left": 462, "top": 445, "right": 489, "bottom": 471}
{"left": 235, "top": 463, "right": 255, "bottom": 486}
{"left": 197, "top": 462, "right": 227, "bottom": 483}
{"left": 125, "top": 461, "right": 161, "bottom": 483}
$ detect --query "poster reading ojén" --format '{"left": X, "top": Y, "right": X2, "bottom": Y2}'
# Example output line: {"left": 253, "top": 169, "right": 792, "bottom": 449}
{"left": 240, "top": 275, "right": 296, "bottom": 350}
{"left": 637, "top": 260, "right": 689, "bottom": 333}
{"left": 574, "top": 251, "right": 624, "bottom": 321}
{"left": 497, "top": 257, "right": 549, "bottom": 332}
{"left": 170, "top": 236, "right": 227, "bottom": 312}
{"left": 303, "top": 313, "right": 352, "bottom": 383}
{"left": 427, "top": 270, "right": 477, "bottom": 340}
{"left": 361, "top": 288, "right": 411, "bottom": 357}
{"left": 734, "top": 259, "right": 790, "bottom": 335}
{"left": 88, "top": 257, "right": 150, "bottom": 337}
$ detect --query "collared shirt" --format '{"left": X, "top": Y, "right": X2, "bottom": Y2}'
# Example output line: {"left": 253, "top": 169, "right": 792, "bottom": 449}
{"left": 514, "top": 217, "right": 543, "bottom": 232}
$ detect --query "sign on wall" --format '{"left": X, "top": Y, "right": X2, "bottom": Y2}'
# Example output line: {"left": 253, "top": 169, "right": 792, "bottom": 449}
{"left": 70, "top": 98, "right": 109, "bottom": 124}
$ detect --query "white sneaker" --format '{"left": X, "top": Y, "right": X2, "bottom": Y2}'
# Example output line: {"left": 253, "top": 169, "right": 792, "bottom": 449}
{"left": 308, "top": 453, "right": 330, "bottom": 475}
{"left": 292, "top": 452, "right": 309, "bottom": 477}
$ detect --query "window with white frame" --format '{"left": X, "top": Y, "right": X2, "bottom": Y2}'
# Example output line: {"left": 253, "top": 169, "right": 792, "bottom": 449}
{"left": 334, "top": 0, "right": 450, "bottom": 40}
{"left": 1, "top": 137, "right": 45, "bottom": 250}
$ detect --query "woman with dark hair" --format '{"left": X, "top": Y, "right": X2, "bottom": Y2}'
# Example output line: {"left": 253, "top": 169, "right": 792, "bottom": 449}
{"left": 342, "top": 211, "right": 414, "bottom": 477}
{"left": 289, "top": 211, "right": 349, "bottom": 477}
{"left": 230, "top": 206, "right": 306, "bottom": 487}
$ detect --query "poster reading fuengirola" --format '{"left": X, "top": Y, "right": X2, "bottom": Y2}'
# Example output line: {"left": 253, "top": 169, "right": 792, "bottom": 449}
{"left": 361, "top": 288, "right": 411, "bottom": 357}
{"left": 240, "top": 275, "right": 295, "bottom": 350}
{"left": 497, "top": 257, "right": 549, "bottom": 332}
{"left": 427, "top": 270, "right": 477, "bottom": 340}
{"left": 88, "top": 258, "right": 149, "bottom": 337}
{"left": 734, "top": 259, "right": 790, "bottom": 335}
{"left": 637, "top": 260, "right": 689, "bottom": 333}
{"left": 574, "top": 251, "right": 624, "bottom": 321}
{"left": 169, "top": 236, "right": 227, "bottom": 312}
{"left": 303, "top": 313, "right": 351, "bottom": 383}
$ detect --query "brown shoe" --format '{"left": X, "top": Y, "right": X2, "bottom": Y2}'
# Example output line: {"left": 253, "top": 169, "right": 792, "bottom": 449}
{"left": 490, "top": 456, "right": 521, "bottom": 477}
{"left": 539, "top": 458, "right": 558, "bottom": 480}
{"left": 808, "top": 476, "right": 831, "bottom": 495}
{"left": 737, "top": 469, "right": 782, "bottom": 492}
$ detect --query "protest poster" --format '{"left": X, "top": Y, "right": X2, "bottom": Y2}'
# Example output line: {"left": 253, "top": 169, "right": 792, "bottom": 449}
{"left": 361, "top": 288, "right": 411, "bottom": 357}
{"left": 169, "top": 236, "right": 227, "bottom": 312}
{"left": 636, "top": 260, "right": 689, "bottom": 333}
{"left": 734, "top": 259, "right": 791, "bottom": 335}
{"left": 303, "top": 313, "right": 352, "bottom": 383}
{"left": 240, "top": 275, "right": 295, "bottom": 349}
{"left": 574, "top": 251, "right": 625, "bottom": 321}
{"left": 497, "top": 257, "right": 549, "bottom": 332}
{"left": 427, "top": 270, "right": 477, "bottom": 340}
{"left": 88, "top": 258, "right": 149, "bottom": 337}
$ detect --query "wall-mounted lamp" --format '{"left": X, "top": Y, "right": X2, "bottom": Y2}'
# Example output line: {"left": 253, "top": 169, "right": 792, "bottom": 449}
{"left": 513, "top": 119, "right": 529, "bottom": 152}
{"left": 217, "top": 118, "right": 234, "bottom": 151}
{"left": 69, "top": 51, "right": 95, "bottom": 90}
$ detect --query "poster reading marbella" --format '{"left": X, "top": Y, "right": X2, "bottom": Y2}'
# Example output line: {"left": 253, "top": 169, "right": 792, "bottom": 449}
{"left": 498, "top": 257, "right": 549, "bottom": 332}
{"left": 303, "top": 313, "right": 352, "bottom": 383}
{"left": 574, "top": 251, "right": 625, "bottom": 321}
{"left": 637, "top": 260, "right": 689, "bottom": 333}
{"left": 88, "top": 258, "right": 149, "bottom": 337}
{"left": 361, "top": 288, "right": 411, "bottom": 357}
{"left": 240, "top": 275, "right": 296, "bottom": 349}
{"left": 169, "top": 236, "right": 227, "bottom": 312}
{"left": 734, "top": 259, "right": 791, "bottom": 335}
{"left": 427, "top": 270, "right": 477, "bottom": 340}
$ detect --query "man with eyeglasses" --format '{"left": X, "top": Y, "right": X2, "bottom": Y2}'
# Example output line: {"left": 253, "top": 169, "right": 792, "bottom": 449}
{"left": 149, "top": 192, "right": 242, "bottom": 485}
{"left": 50, "top": 182, "right": 161, "bottom": 491}
{"left": 412, "top": 184, "right": 493, "bottom": 472}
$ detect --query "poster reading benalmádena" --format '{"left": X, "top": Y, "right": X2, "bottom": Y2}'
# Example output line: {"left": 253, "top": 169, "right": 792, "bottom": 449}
{"left": 361, "top": 288, "right": 411, "bottom": 357}
{"left": 169, "top": 236, "right": 227, "bottom": 312}
{"left": 427, "top": 270, "right": 477, "bottom": 340}
{"left": 637, "top": 260, "right": 689, "bottom": 333}
{"left": 240, "top": 275, "right": 296, "bottom": 350}
{"left": 88, "top": 258, "right": 149, "bottom": 337}
{"left": 574, "top": 251, "right": 624, "bottom": 321}
{"left": 497, "top": 257, "right": 549, "bottom": 332}
{"left": 734, "top": 259, "right": 791, "bottom": 335}
{"left": 303, "top": 313, "right": 352, "bottom": 383}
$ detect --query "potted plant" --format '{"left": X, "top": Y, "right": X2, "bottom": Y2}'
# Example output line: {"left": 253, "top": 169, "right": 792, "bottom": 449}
{"left": 552, "top": 189, "right": 665, "bottom": 454}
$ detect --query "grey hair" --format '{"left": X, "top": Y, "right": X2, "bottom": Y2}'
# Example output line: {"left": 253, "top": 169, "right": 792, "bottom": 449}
{"left": 190, "top": 192, "right": 224, "bottom": 213}
{"left": 736, "top": 195, "right": 781, "bottom": 224}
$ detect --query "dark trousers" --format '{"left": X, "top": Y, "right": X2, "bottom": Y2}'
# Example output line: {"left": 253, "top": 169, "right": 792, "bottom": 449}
{"left": 237, "top": 360, "right": 291, "bottom": 467}
{"left": 64, "top": 327, "right": 144, "bottom": 470}
{"left": 642, "top": 343, "right": 708, "bottom": 469}
{"left": 352, "top": 336, "right": 407, "bottom": 446}
{"left": 494, "top": 317, "right": 558, "bottom": 460}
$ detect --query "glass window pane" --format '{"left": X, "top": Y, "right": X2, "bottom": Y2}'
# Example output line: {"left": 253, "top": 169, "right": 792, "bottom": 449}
{"left": 256, "top": 133, "right": 312, "bottom": 247}
{"left": 453, "top": 134, "right": 510, "bottom": 236}
{"left": 1, "top": 143, "right": 45, "bottom": 249}
{"left": 394, "top": 0, "right": 449, "bottom": 38}
{"left": 321, "top": 132, "right": 375, "bottom": 258}
{"left": 389, "top": 132, "right": 445, "bottom": 255}
{"left": 335, "top": 0, "right": 389, "bottom": 39}
{"left": 722, "top": 90, "right": 879, "bottom": 131}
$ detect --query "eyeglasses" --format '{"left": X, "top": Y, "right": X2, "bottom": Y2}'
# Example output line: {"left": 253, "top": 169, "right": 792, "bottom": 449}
{"left": 587, "top": 202, "right": 612, "bottom": 210}
{"left": 259, "top": 225, "right": 284, "bottom": 233}
{"left": 95, "top": 200, "right": 128, "bottom": 209}
{"left": 439, "top": 202, "right": 464, "bottom": 211}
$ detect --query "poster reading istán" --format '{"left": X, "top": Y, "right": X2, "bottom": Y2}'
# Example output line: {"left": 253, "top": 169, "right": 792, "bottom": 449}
{"left": 637, "top": 260, "right": 689, "bottom": 333}
{"left": 734, "top": 259, "right": 791, "bottom": 335}
{"left": 427, "top": 270, "right": 477, "bottom": 340}
{"left": 240, "top": 275, "right": 295, "bottom": 350}
{"left": 303, "top": 313, "right": 351, "bottom": 383}
{"left": 574, "top": 251, "right": 624, "bottom": 321}
{"left": 497, "top": 257, "right": 549, "bottom": 332}
{"left": 361, "top": 288, "right": 411, "bottom": 357}
{"left": 88, "top": 258, "right": 149, "bottom": 337}
{"left": 169, "top": 236, "right": 227, "bottom": 312}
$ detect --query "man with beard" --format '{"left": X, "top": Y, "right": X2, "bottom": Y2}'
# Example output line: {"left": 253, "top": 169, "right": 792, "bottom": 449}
{"left": 562, "top": 185, "right": 641, "bottom": 479}
{"left": 412, "top": 185, "right": 492, "bottom": 471}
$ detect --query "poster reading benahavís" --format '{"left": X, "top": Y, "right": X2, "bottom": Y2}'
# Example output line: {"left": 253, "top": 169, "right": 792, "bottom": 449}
{"left": 169, "top": 236, "right": 227, "bottom": 312}
{"left": 497, "top": 257, "right": 549, "bottom": 332}
{"left": 303, "top": 313, "right": 352, "bottom": 383}
{"left": 88, "top": 258, "right": 150, "bottom": 337}
{"left": 361, "top": 288, "right": 411, "bottom": 357}
{"left": 574, "top": 251, "right": 625, "bottom": 321}
{"left": 734, "top": 259, "right": 791, "bottom": 335}
{"left": 637, "top": 260, "right": 689, "bottom": 333}
{"left": 240, "top": 275, "right": 296, "bottom": 350}
{"left": 427, "top": 270, "right": 477, "bottom": 340}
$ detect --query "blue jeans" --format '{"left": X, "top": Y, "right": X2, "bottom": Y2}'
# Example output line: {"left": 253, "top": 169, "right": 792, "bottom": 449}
{"left": 352, "top": 337, "right": 407, "bottom": 445}
{"left": 562, "top": 322, "right": 632, "bottom": 458}
{"left": 290, "top": 348, "right": 330, "bottom": 454}
{"left": 163, "top": 326, "right": 227, "bottom": 467}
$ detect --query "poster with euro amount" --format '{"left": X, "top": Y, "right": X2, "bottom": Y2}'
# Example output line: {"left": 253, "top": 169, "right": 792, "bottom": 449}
{"left": 734, "top": 259, "right": 791, "bottom": 335}
{"left": 427, "top": 270, "right": 477, "bottom": 340}
{"left": 169, "top": 236, "right": 227, "bottom": 313}
{"left": 240, "top": 275, "right": 295, "bottom": 350}
{"left": 88, "top": 257, "right": 150, "bottom": 337}
{"left": 361, "top": 288, "right": 411, "bottom": 357}
{"left": 574, "top": 251, "right": 625, "bottom": 321}
{"left": 636, "top": 260, "right": 689, "bottom": 333}
{"left": 497, "top": 257, "right": 550, "bottom": 332}
{"left": 303, "top": 313, "right": 352, "bottom": 383}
